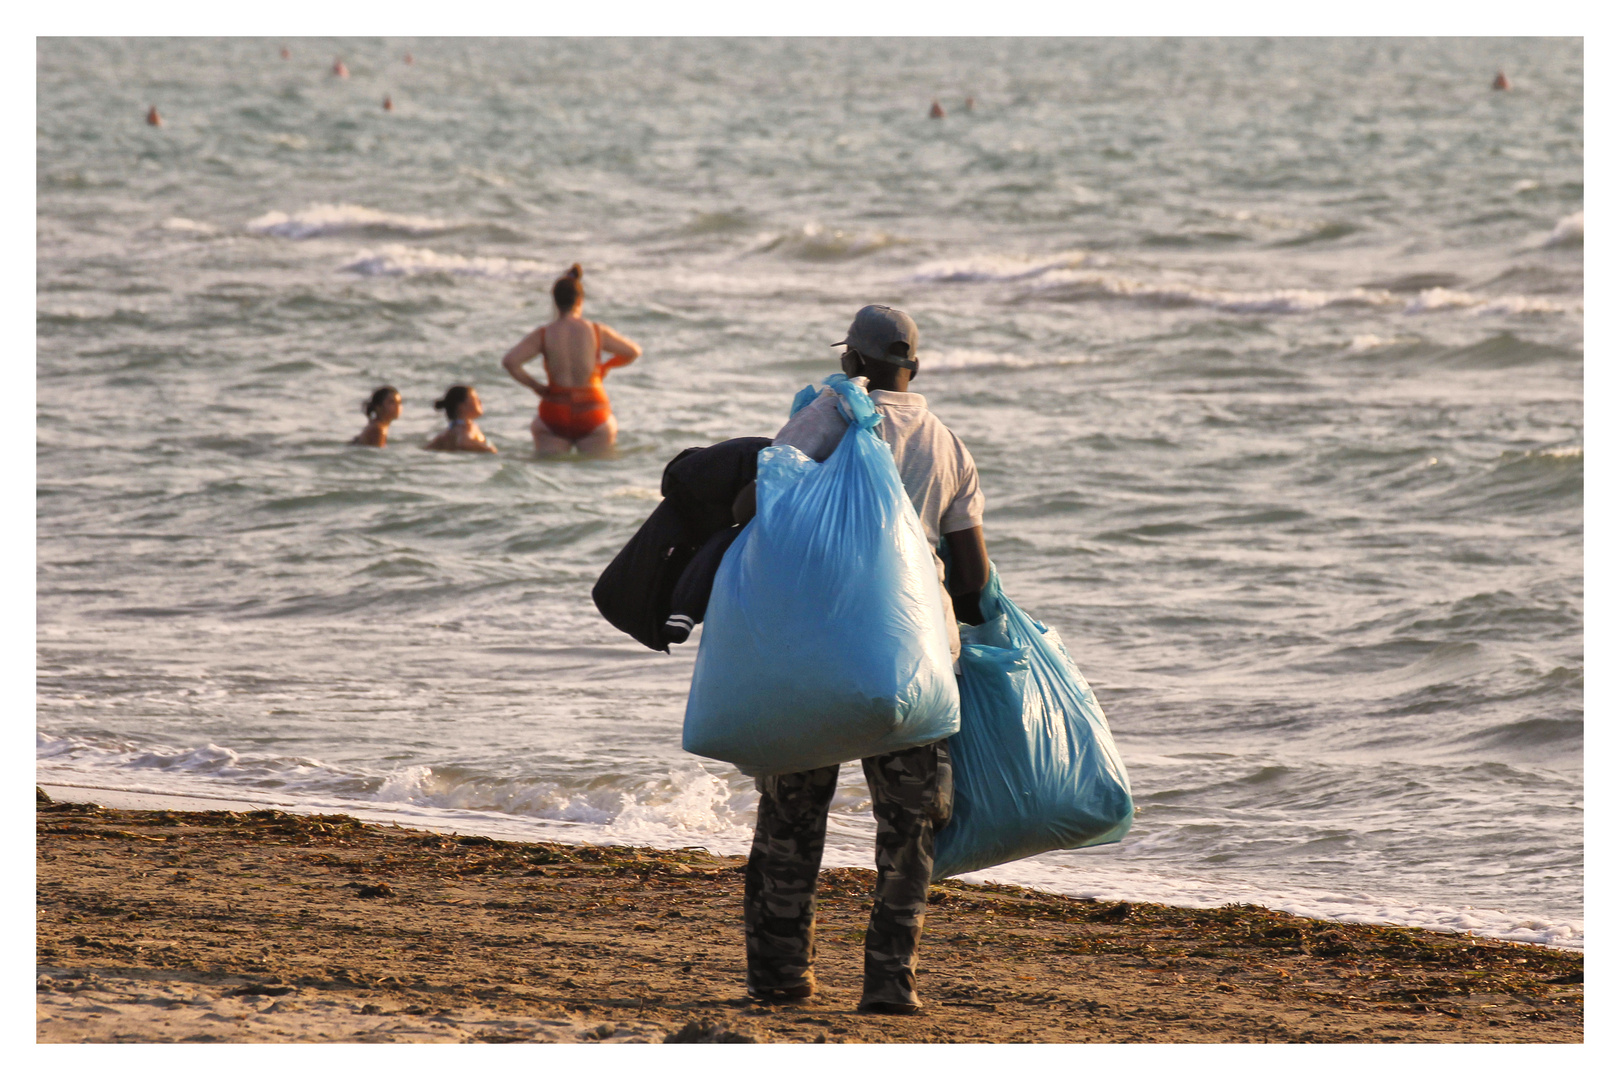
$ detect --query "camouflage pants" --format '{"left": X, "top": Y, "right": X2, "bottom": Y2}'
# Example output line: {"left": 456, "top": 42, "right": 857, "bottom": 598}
{"left": 743, "top": 740, "right": 953, "bottom": 1008}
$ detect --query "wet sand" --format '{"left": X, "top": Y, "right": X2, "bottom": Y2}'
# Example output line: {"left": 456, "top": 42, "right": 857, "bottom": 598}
{"left": 36, "top": 795, "right": 1582, "bottom": 1043}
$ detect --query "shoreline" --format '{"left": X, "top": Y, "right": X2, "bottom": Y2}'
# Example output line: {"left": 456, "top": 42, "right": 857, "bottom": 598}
{"left": 37, "top": 779, "right": 1582, "bottom": 953}
{"left": 37, "top": 791, "right": 1582, "bottom": 1043}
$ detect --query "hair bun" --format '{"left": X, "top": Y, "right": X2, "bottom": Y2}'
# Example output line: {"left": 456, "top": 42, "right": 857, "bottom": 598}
{"left": 434, "top": 396, "right": 449, "bottom": 412}
{"left": 567, "top": 263, "right": 583, "bottom": 280}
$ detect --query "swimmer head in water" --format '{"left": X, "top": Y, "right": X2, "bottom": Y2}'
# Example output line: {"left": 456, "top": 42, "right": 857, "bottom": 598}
{"left": 929, "top": 100, "right": 945, "bottom": 118}
{"left": 1493, "top": 71, "right": 1512, "bottom": 91}
{"left": 383, "top": 95, "right": 394, "bottom": 112}
{"left": 428, "top": 385, "right": 496, "bottom": 453}
{"left": 353, "top": 386, "right": 402, "bottom": 447}
{"left": 333, "top": 57, "right": 349, "bottom": 78}
{"left": 365, "top": 386, "right": 403, "bottom": 423}
{"left": 435, "top": 385, "right": 480, "bottom": 422}
{"left": 146, "top": 105, "right": 162, "bottom": 127}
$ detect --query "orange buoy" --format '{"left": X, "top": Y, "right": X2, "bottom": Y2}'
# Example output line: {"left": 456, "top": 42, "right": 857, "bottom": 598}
{"left": 929, "top": 99, "right": 945, "bottom": 119}
{"left": 145, "top": 105, "right": 162, "bottom": 127}
{"left": 1493, "top": 71, "right": 1511, "bottom": 91}
{"left": 333, "top": 58, "right": 349, "bottom": 78}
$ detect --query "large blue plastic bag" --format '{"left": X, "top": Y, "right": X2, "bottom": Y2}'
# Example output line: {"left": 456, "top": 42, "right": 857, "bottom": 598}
{"left": 932, "top": 564, "right": 1134, "bottom": 880}
{"left": 682, "top": 376, "right": 960, "bottom": 777}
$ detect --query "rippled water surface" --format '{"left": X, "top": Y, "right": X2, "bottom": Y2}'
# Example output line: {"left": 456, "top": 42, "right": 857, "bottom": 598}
{"left": 37, "top": 38, "right": 1583, "bottom": 947}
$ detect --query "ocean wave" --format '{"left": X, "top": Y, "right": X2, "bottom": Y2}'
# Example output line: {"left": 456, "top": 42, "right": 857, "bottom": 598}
{"left": 752, "top": 223, "right": 904, "bottom": 260}
{"left": 1542, "top": 211, "right": 1583, "bottom": 248}
{"left": 1029, "top": 272, "right": 1578, "bottom": 318}
{"left": 37, "top": 729, "right": 751, "bottom": 838}
{"left": 1034, "top": 272, "right": 1398, "bottom": 314}
{"left": 247, "top": 203, "right": 455, "bottom": 240}
{"left": 340, "top": 244, "right": 550, "bottom": 279}
{"left": 160, "top": 217, "right": 219, "bottom": 235}
{"left": 907, "top": 251, "right": 1102, "bottom": 283}
{"left": 376, "top": 763, "right": 748, "bottom": 836}
{"left": 952, "top": 862, "right": 1582, "bottom": 950}
{"left": 925, "top": 349, "right": 1097, "bottom": 372}
{"left": 1405, "top": 287, "right": 1578, "bottom": 316}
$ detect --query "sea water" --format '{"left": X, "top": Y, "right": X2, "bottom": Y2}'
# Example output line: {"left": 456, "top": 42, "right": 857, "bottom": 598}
{"left": 37, "top": 38, "right": 1583, "bottom": 948}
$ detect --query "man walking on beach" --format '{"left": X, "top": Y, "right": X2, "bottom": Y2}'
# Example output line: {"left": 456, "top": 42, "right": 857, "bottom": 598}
{"left": 732, "top": 305, "right": 990, "bottom": 1015}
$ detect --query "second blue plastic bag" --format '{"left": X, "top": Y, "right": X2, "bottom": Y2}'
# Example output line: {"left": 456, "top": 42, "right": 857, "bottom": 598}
{"left": 682, "top": 376, "right": 960, "bottom": 776}
{"left": 932, "top": 564, "right": 1134, "bottom": 881}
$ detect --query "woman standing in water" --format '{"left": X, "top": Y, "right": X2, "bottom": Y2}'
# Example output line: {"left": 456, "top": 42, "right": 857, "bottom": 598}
{"left": 352, "top": 386, "right": 402, "bottom": 447}
{"left": 501, "top": 264, "right": 642, "bottom": 455}
{"left": 425, "top": 385, "right": 497, "bottom": 453}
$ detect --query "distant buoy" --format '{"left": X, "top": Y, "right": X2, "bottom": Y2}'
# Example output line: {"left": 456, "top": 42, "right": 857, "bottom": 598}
{"left": 280, "top": 46, "right": 291, "bottom": 61}
{"left": 929, "top": 99, "right": 945, "bottom": 119}
{"left": 1493, "top": 71, "right": 1511, "bottom": 91}
{"left": 964, "top": 96, "right": 975, "bottom": 111}
{"left": 146, "top": 105, "right": 162, "bottom": 127}
{"left": 333, "top": 58, "right": 349, "bottom": 79}
{"left": 403, "top": 53, "right": 414, "bottom": 66}
{"left": 383, "top": 95, "right": 394, "bottom": 112}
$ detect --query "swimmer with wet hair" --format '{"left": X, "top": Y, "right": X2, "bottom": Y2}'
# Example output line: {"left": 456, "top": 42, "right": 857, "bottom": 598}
{"left": 146, "top": 105, "right": 162, "bottom": 127}
{"left": 929, "top": 99, "right": 945, "bottom": 118}
{"left": 1493, "top": 71, "right": 1512, "bottom": 91}
{"left": 425, "top": 386, "right": 497, "bottom": 453}
{"left": 352, "top": 386, "right": 402, "bottom": 448}
{"left": 501, "top": 263, "right": 642, "bottom": 455}
{"left": 333, "top": 57, "right": 349, "bottom": 79}
{"left": 383, "top": 95, "right": 394, "bottom": 112}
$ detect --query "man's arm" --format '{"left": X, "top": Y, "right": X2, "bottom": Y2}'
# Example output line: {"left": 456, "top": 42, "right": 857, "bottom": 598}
{"left": 944, "top": 526, "right": 989, "bottom": 625}
{"left": 732, "top": 481, "right": 756, "bottom": 527}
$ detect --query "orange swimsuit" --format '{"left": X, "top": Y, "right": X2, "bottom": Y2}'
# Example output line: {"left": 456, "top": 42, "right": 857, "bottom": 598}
{"left": 538, "top": 322, "right": 630, "bottom": 442}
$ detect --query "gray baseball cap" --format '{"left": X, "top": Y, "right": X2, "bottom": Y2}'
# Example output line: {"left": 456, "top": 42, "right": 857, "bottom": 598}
{"left": 831, "top": 305, "right": 919, "bottom": 370}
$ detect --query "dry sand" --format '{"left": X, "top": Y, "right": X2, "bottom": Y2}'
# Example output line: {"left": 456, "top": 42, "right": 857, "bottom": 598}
{"left": 36, "top": 794, "right": 1582, "bottom": 1044}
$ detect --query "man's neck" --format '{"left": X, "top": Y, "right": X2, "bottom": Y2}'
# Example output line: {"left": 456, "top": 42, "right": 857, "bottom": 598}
{"left": 864, "top": 370, "right": 911, "bottom": 393}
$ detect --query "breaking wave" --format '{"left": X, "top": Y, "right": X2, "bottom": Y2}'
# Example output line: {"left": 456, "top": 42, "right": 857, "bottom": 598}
{"left": 907, "top": 251, "right": 1104, "bottom": 283}
{"left": 247, "top": 203, "right": 456, "bottom": 240}
{"left": 753, "top": 223, "right": 905, "bottom": 260}
{"left": 1029, "top": 272, "right": 1578, "bottom": 318}
{"left": 1542, "top": 211, "right": 1583, "bottom": 248}
{"left": 340, "top": 244, "right": 551, "bottom": 280}
{"left": 925, "top": 348, "right": 1098, "bottom": 372}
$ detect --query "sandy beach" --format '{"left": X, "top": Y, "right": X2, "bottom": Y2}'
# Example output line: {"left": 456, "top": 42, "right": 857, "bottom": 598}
{"left": 36, "top": 791, "right": 1581, "bottom": 1044}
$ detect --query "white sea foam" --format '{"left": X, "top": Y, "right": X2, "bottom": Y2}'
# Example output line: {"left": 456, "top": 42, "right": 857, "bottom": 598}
{"left": 925, "top": 348, "right": 1097, "bottom": 372}
{"left": 247, "top": 203, "right": 454, "bottom": 240}
{"left": 1405, "top": 287, "right": 1578, "bottom": 316}
{"left": 754, "top": 223, "right": 903, "bottom": 260}
{"left": 1033, "top": 271, "right": 1398, "bottom": 314}
{"left": 946, "top": 861, "right": 1583, "bottom": 950}
{"left": 1542, "top": 210, "right": 1583, "bottom": 247}
{"left": 161, "top": 217, "right": 218, "bottom": 234}
{"left": 340, "top": 244, "right": 549, "bottom": 279}
{"left": 907, "top": 250, "right": 1102, "bottom": 283}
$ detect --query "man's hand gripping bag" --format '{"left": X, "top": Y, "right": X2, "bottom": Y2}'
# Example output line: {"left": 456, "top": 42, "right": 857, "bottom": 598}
{"left": 682, "top": 376, "right": 960, "bottom": 776}
{"left": 932, "top": 564, "right": 1134, "bottom": 880}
